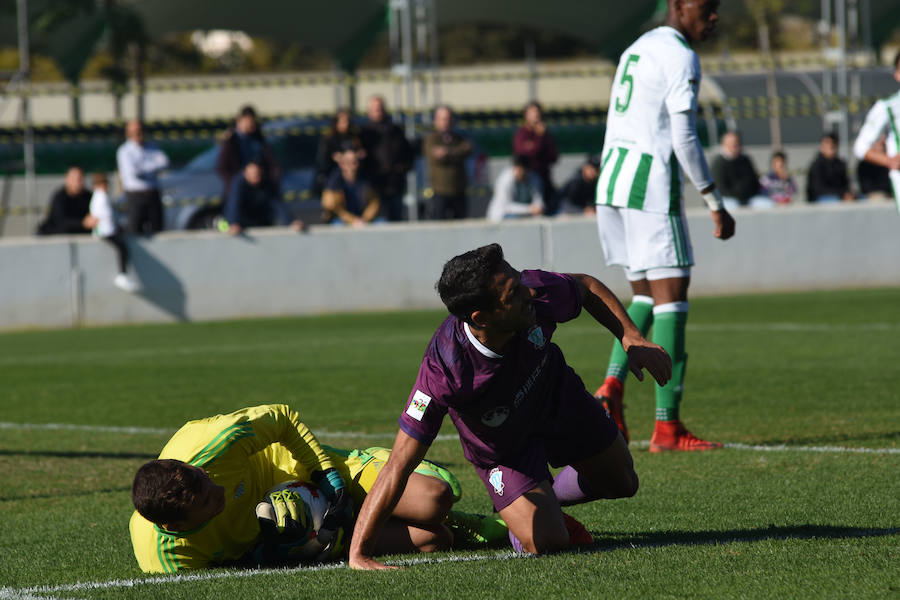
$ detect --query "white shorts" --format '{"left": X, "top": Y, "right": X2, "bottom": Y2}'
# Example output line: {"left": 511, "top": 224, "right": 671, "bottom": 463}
{"left": 595, "top": 205, "right": 694, "bottom": 275}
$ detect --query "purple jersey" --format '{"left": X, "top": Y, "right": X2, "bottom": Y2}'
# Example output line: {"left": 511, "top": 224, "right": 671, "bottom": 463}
{"left": 399, "top": 270, "right": 584, "bottom": 468}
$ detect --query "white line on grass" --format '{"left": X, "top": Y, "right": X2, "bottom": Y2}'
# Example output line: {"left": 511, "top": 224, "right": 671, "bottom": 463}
{"left": 7, "top": 525, "right": 900, "bottom": 598}
{"left": 3, "top": 422, "right": 899, "bottom": 454}
{"left": 0, "top": 422, "right": 460, "bottom": 442}
{"left": 628, "top": 440, "right": 900, "bottom": 455}
{"left": 0, "top": 552, "right": 524, "bottom": 597}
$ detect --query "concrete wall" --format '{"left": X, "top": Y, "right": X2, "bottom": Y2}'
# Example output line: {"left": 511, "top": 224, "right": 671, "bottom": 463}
{"left": 2, "top": 202, "right": 898, "bottom": 331}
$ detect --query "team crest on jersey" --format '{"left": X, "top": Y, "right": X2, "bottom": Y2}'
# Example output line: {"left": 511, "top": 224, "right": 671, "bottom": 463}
{"left": 527, "top": 326, "right": 545, "bottom": 349}
{"left": 488, "top": 467, "right": 505, "bottom": 496}
{"left": 481, "top": 405, "right": 510, "bottom": 427}
{"left": 405, "top": 390, "right": 432, "bottom": 421}
{"left": 233, "top": 481, "right": 244, "bottom": 499}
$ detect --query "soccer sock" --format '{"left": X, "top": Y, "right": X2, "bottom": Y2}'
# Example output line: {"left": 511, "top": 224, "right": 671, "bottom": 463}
{"left": 605, "top": 295, "right": 655, "bottom": 381}
{"left": 651, "top": 302, "right": 689, "bottom": 422}
{"left": 552, "top": 466, "right": 602, "bottom": 506}
{"left": 508, "top": 530, "right": 526, "bottom": 553}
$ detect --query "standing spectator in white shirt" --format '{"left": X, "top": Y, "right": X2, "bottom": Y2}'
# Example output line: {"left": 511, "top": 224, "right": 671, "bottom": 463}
{"left": 116, "top": 120, "right": 169, "bottom": 234}
{"left": 83, "top": 173, "right": 140, "bottom": 292}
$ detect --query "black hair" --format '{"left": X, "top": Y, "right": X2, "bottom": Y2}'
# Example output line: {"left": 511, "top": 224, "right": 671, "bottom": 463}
{"left": 132, "top": 459, "right": 204, "bottom": 525}
{"left": 436, "top": 243, "right": 506, "bottom": 323}
{"left": 513, "top": 155, "right": 530, "bottom": 169}
{"left": 238, "top": 105, "right": 258, "bottom": 119}
{"left": 771, "top": 150, "right": 786, "bottom": 162}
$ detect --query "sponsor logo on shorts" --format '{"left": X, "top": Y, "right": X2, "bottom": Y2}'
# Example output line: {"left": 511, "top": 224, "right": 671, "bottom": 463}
{"left": 489, "top": 467, "right": 504, "bottom": 496}
{"left": 527, "top": 326, "right": 545, "bottom": 349}
{"left": 481, "top": 405, "right": 510, "bottom": 427}
{"left": 406, "top": 390, "right": 432, "bottom": 421}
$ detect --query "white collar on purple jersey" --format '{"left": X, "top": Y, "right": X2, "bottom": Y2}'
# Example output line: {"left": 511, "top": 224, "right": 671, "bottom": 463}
{"left": 464, "top": 322, "right": 503, "bottom": 359}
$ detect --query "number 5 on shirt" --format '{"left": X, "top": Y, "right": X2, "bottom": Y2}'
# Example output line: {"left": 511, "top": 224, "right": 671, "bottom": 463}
{"left": 615, "top": 54, "right": 640, "bottom": 114}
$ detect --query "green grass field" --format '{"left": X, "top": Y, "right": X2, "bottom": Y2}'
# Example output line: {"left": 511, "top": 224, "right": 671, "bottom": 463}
{"left": 1, "top": 288, "right": 898, "bottom": 599}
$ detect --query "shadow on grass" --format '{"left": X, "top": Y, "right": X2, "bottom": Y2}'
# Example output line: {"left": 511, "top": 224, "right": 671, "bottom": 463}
{"left": 754, "top": 430, "right": 900, "bottom": 447}
{"left": 584, "top": 523, "right": 900, "bottom": 553}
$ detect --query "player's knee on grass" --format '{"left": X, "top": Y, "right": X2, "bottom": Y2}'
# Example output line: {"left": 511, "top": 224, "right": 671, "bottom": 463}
{"left": 612, "top": 468, "right": 639, "bottom": 499}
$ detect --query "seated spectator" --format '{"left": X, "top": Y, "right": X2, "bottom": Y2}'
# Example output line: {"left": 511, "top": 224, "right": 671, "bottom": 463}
{"left": 486, "top": 155, "right": 544, "bottom": 222}
{"left": 82, "top": 172, "right": 140, "bottom": 293}
{"left": 807, "top": 133, "right": 855, "bottom": 203}
{"left": 557, "top": 155, "right": 601, "bottom": 215}
{"left": 321, "top": 150, "right": 382, "bottom": 227}
{"left": 37, "top": 165, "right": 92, "bottom": 235}
{"left": 856, "top": 135, "right": 893, "bottom": 201}
{"left": 424, "top": 105, "right": 473, "bottom": 220}
{"left": 759, "top": 150, "right": 797, "bottom": 205}
{"left": 711, "top": 131, "right": 772, "bottom": 208}
{"left": 314, "top": 107, "right": 365, "bottom": 199}
{"left": 217, "top": 105, "right": 280, "bottom": 206}
{"left": 224, "top": 161, "right": 303, "bottom": 236}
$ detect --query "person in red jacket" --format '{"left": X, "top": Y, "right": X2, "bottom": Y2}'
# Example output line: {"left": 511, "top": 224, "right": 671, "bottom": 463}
{"left": 513, "top": 102, "right": 559, "bottom": 215}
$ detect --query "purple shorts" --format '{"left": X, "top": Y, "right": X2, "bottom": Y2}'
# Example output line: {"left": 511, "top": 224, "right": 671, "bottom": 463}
{"left": 473, "top": 372, "right": 620, "bottom": 511}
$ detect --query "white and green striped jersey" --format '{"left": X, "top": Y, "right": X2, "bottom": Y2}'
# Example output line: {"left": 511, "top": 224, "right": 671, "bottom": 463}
{"left": 597, "top": 26, "right": 701, "bottom": 214}
{"left": 853, "top": 90, "right": 900, "bottom": 163}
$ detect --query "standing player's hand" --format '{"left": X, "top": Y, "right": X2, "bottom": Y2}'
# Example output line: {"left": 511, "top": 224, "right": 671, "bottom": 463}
{"left": 711, "top": 208, "right": 735, "bottom": 240}
{"left": 622, "top": 335, "right": 672, "bottom": 387}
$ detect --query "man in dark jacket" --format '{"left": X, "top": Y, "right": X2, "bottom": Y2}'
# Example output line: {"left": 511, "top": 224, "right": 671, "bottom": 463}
{"left": 807, "top": 133, "right": 855, "bottom": 203}
{"left": 711, "top": 131, "right": 768, "bottom": 207}
{"left": 216, "top": 105, "right": 280, "bottom": 205}
{"left": 37, "top": 166, "right": 92, "bottom": 235}
{"left": 223, "top": 162, "right": 303, "bottom": 235}
{"left": 359, "top": 96, "right": 414, "bottom": 222}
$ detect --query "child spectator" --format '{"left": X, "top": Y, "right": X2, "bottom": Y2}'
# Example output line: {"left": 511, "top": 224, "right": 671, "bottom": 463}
{"left": 759, "top": 151, "right": 797, "bottom": 205}
{"left": 83, "top": 173, "right": 140, "bottom": 292}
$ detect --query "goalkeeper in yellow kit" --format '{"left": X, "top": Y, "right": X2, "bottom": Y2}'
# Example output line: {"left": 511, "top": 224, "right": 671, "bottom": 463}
{"left": 130, "top": 404, "right": 499, "bottom": 573}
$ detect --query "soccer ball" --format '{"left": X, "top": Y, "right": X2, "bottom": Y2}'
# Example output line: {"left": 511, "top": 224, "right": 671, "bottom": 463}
{"left": 255, "top": 480, "right": 330, "bottom": 561}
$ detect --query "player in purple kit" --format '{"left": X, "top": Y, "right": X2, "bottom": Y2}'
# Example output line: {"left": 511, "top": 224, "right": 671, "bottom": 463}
{"left": 349, "top": 243, "right": 671, "bottom": 570}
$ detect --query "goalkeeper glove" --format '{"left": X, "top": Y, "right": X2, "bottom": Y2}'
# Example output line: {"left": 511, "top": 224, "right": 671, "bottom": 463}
{"left": 311, "top": 468, "right": 354, "bottom": 560}
{"left": 254, "top": 488, "right": 313, "bottom": 564}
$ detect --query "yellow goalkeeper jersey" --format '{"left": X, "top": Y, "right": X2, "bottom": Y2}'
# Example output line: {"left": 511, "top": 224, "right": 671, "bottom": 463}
{"left": 129, "top": 404, "right": 341, "bottom": 573}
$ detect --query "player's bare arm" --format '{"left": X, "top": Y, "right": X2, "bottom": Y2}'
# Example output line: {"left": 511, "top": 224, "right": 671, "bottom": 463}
{"left": 569, "top": 273, "right": 672, "bottom": 386}
{"left": 348, "top": 430, "right": 429, "bottom": 570}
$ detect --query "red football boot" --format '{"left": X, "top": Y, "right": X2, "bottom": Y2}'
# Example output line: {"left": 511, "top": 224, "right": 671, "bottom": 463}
{"left": 562, "top": 512, "right": 594, "bottom": 546}
{"left": 649, "top": 420, "right": 723, "bottom": 453}
{"left": 595, "top": 376, "right": 628, "bottom": 443}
